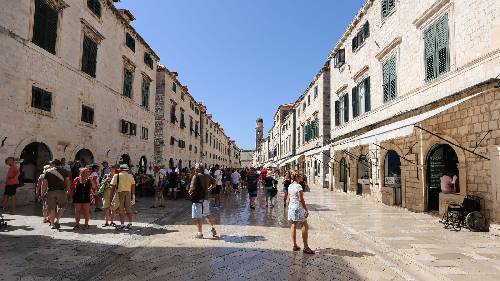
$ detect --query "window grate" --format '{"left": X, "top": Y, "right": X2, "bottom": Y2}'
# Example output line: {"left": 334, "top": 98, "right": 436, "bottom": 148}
{"left": 81, "top": 105, "right": 94, "bottom": 124}
{"left": 81, "top": 35, "right": 98, "bottom": 77}
{"left": 31, "top": 86, "right": 52, "bottom": 112}
{"left": 123, "top": 68, "right": 133, "bottom": 98}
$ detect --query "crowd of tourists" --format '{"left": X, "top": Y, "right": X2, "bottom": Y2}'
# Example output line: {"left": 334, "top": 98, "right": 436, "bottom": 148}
{"left": 2, "top": 156, "right": 315, "bottom": 254}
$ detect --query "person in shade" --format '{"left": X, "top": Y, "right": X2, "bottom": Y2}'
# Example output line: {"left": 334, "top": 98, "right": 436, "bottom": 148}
{"left": 246, "top": 167, "right": 259, "bottom": 210}
{"left": 288, "top": 172, "right": 314, "bottom": 254}
{"left": 282, "top": 171, "right": 292, "bottom": 208}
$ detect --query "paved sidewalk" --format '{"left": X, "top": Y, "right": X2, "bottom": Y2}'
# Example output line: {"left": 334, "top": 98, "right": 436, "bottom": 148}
{"left": 306, "top": 188, "right": 500, "bottom": 281}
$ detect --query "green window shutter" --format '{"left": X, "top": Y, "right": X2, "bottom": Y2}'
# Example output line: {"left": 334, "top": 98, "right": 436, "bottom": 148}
{"left": 344, "top": 94, "right": 349, "bottom": 122}
{"left": 32, "top": 0, "right": 58, "bottom": 54}
{"left": 123, "top": 69, "right": 133, "bottom": 98}
{"left": 142, "top": 80, "right": 149, "bottom": 108}
{"left": 381, "top": 0, "right": 388, "bottom": 17}
{"left": 352, "top": 36, "right": 358, "bottom": 52}
{"left": 82, "top": 35, "right": 97, "bottom": 77}
{"left": 388, "top": 0, "right": 395, "bottom": 11}
{"left": 352, "top": 86, "right": 359, "bottom": 118}
{"left": 435, "top": 14, "right": 450, "bottom": 76}
{"left": 334, "top": 100, "right": 340, "bottom": 126}
{"left": 389, "top": 56, "right": 397, "bottom": 100}
{"left": 424, "top": 25, "right": 436, "bottom": 81}
{"left": 364, "top": 77, "right": 371, "bottom": 112}
{"left": 382, "top": 60, "right": 390, "bottom": 102}
{"left": 364, "top": 21, "right": 370, "bottom": 38}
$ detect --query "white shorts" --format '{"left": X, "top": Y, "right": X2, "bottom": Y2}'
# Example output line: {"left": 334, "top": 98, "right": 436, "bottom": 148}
{"left": 192, "top": 200, "right": 210, "bottom": 219}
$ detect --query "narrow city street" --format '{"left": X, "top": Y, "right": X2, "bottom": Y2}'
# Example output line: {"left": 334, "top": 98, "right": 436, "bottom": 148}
{"left": 1, "top": 187, "right": 500, "bottom": 281}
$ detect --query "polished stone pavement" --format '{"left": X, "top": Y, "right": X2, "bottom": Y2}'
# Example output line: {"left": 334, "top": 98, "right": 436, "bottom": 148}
{"left": 1, "top": 187, "right": 499, "bottom": 281}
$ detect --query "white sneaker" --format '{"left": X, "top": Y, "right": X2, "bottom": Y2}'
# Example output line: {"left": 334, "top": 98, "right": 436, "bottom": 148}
{"left": 194, "top": 233, "right": 203, "bottom": 239}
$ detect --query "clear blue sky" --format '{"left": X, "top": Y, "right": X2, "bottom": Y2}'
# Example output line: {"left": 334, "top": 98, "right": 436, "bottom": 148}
{"left": 116, "top": 0, "right": 365, "bottom": 150}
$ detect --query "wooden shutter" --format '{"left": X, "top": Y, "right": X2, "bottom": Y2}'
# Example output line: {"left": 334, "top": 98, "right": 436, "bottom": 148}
{"left": 436, "top": 14, "right": 450, "bottom": 76}
{"left": 82, "top": 35, "right": 97, "bottom": 77}
{"left": 364, "top": 21, "right": 370, "bottom": 38}
{"left": 344, "top": 94, "right": 349, "bottom": 123}
{"left": 352, "top": 36, "right": 358, "bottom": 52}
{"left": 352, "top": 86, "right": 359, "bottom": 118}
{"left": 334, "top": 101, "right": 340, "bottom": 126}
{"left": 33, "top": 0, "right": 58, "bottom": 54}
{"left": 364, "top": 77, "right": 371, "bottom": 112}
{"left": 121, "top": 120, "right": 128, "bottom": 134}
{"left": 424, "top": 25, "right": 436, "bottom": 80}
{"left": 382, "top": 60, "right": 390, "bottom": 102}
{"left": 389, "top": 56, "right": 397, "bottom": 100}
{"left": 123, "top": 69, "right": 132, "bottom": 98}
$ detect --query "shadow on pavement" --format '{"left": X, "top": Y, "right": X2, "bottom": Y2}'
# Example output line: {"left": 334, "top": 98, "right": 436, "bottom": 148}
{"left": 317, "top": 248, "right": 375, "bottom": 258}
{"left": 218, "top": 234, "right": 267, "bottom": 243}
{"left": 0, "top": 233, "right": 367, "bottom": 281}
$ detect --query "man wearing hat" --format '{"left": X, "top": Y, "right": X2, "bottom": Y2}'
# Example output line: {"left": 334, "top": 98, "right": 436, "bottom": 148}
{"left": 110, "top": 164, "right": 136, "bottom": 230}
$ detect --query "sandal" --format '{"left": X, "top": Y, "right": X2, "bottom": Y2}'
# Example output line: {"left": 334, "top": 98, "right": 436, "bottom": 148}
{"left": 102, "top": 223, "right": 109, "bottom": 227}
{"left": 293, "top": 246, "right": 301, "bottom": 252}
{"left": 73, "top": 225, "right": 80, "bottom": 230}
{"left": 110, "top": 222, "right": 117, "bottom": 227}
{"left": 303, "top": 247, "right": 315, "bottom": 255}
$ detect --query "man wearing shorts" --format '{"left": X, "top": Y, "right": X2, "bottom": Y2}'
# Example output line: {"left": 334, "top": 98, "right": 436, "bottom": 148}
{"left": 110, "top": 164, "right": 135, "bottom": 230}
{"left": 190, "top": 163, "right": 217, "bottom": 239}
{"left": 45, "top": 159, "right": 71, "bottom": 229}
{"left": 2, "top": 157, "right": 20, "bottom": 214}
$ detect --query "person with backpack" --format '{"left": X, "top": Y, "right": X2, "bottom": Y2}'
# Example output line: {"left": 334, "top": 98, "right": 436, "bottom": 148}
{"left": 189, "top": 163, "right": 217, "bottom": 239}
{"left": 45, "top": 159, "right": 71, "bottom": 229}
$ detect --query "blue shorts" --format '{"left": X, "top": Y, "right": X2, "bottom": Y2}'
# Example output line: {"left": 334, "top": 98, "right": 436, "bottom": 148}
{"left": 248, "top": 190, "right": 257, "bottom": 198}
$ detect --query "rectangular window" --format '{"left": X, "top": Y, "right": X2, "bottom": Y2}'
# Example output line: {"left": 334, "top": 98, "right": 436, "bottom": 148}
{"left": 170, "top": 103, "right": 177, "bottom": 124}
{"left": 81, "top": 35, "right": 98, "bottom": 77}
{"left": 144, "top": 53, "right": 153, "bottom": 69}
{"left": 130, "top": 123, "right": 137, "bottom": 136}
{"left": 314, "top": 86, "right": 318, "bottom": 99}
{"left": 123, "top": 68, "right": 133, "bottom": 98}
{"left": 352, "top": 21, "right": 370, "bottom": 52}
{"left": 120, "top": 120, "right": 136, "bottom": 135}
{"left": 180, "top": 109, "right": 186, "bottom": 129}
{"left": 424, "top": 14, "right": 450, "bottom": 81}
{"left": 81, "top": 105, "right": 94, "bottom": 124}
{"left": 32, "top": 0, "right": 58, "bottom": 55}
{"left": 381, "top": 0, "right": 396, "bottom": 18}
{"left": 125, "top": 32, "right": 135, "bottom": 52}
{"left": 87, "top": 0, "right": 101, "bottom": 18}
{"left": 333, "top": 49, "right": 345, "bottom": 68}
{"left": 141, "top": 78, "right": 150, "bottom": 109}
{"left": 141, "top": 127, "right": 148, "bottom": 140}
{"left": 307, "top": 95, "right": 311, "bottom": 105}
{"left": 172, "top": 82, "right": 177, "bottom": 92}
{"left": 31, "top": 86, "right": 52, "bottom": 112}
{"left": 170, "top": 137, "right": 175, "bottom": 145}
{"left": 382, "top": 56, "right": 397, "bottom": 103}
{"left": 353, "top": 77, "right": 371, "bottom": 118}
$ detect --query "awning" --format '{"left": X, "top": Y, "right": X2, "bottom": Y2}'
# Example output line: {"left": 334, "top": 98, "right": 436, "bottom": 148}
{"left": 305, "top": 144, "right": 331, "bottom": 156}
{"left": 280, "top": 154, "right": 302, "bottom": 166}
{"left": 332, "top": 93, "right": 480, "bottom": 151}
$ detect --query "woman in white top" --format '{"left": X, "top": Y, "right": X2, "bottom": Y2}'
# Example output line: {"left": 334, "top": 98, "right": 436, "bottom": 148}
{"left": 287, "top": 172, "right": 314, "bottom": 254}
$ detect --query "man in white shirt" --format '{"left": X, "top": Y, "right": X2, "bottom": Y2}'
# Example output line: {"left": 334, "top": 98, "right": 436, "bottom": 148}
{"left": 211, "top": 165, "right": 222, "bottom": 208}
{"left": 230, "top": 169, "right": 241, "bottom": 193}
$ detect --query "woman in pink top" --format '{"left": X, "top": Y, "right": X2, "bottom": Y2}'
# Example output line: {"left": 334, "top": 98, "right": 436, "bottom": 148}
{"left": 2, "top": 157, "right": 20, "bottom": 214}
{"left": 440, "top": 170, "right": 457, "bottom": 194}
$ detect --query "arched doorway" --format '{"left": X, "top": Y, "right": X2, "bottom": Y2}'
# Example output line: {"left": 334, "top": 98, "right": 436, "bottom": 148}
{"left": 357, "top": 156, "right": 370, "bottom": 195}
{"left": 75, "top": 149, "right": 94, "bottom": 166}
{"left": 339, "top": 158, "right": 348, "bottom": 193}
{"left": 20, "top": 142, "right": 52, "bottom": 183}
{"left": 384, "top": 150, "right": 401, "bottom": 205}
{"left": 120, "top": 154, "right": 131, "bottom": 167}
{"left": 138, "top": 156, "right": 147, "bottom": 173}
{"left": 427, "top": 144, "right": 459, "bottom": 211}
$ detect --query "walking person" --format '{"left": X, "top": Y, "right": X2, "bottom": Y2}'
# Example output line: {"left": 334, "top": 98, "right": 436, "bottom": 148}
{"left": 2, "top": 157, "right": 20, "bottom": 214}
{"left": 264, "top": 173, "right": 278, "bottom": 208}
{"left": 189, "top": 163, "right": 217, "bottom": 239}
{"left": 90, "top": 164, "right": 102, "bottom": 212}
{"left": 100, "top": 165, "right": 118, "bottom": 227}
{"left": 230, "top": 169, "right": 241, "bottom": 194}
{"left": 168, "top": 168, "right": 179, "bottom": 200}
{"left": 151, "top": 166, "right": 165, "bottom": 208}
{"left": 212, "top": 164, "right": 223, "bottom": 208}
{"left": 45, "top": 159, "right": 71, "bottom": 229}
{"left": 282, "top": 172, "right": 292, "bottom": 208}
{"left": 288, "top": 172, "right": 314, "bottom": 254}
{"left": 70, "top": 168, "right": 94, "bottom": 230}
{"left": 246, "top": 167, "right": 259, "bottom": 210}
{"left": 110, "top": 164, "right": 135, "bottom": 230}
{"left": 35, "top": 164, "right": 52, "bottom": 223}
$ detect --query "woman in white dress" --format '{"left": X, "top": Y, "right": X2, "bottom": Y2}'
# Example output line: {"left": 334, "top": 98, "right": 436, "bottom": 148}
{"left": 287, "top": 172, "right": 314, "bottom": 254}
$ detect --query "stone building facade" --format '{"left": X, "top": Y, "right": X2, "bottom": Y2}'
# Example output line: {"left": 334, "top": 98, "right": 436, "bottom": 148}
{"left": 155, "top": 67, "right": 240, "bottom": 170}
{"left": 327, "top": 0, "right": 500, "bottom": 223}
{"left": 0, "top": 0, "right": 159, "bottom": 197}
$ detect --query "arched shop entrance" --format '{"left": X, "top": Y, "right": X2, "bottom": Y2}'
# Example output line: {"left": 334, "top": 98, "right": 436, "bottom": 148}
{"left": 75, "top": 149, "right": 94, "bottom": 166}
{"left": 357, "top": 156, "right": 370, "bottom": 195}
{"left": 339, "top": 158, "right": 348, "bottom": 193}
{"left": 426, "top": 144, "right": 459, "bottom": 211}
{"left": 138, "top": 156, "right": 147, "bottom": 173}
{"left": 20, "top": 142, "right": 52, "bottom": 183}
{"left": 384, "top": 150, "right": 401, "bottom": 205}
{"left": 120, "top": 154, "right": 131, "bottom": 167}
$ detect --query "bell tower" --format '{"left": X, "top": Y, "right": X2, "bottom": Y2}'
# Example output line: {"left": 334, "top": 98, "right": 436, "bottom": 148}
{"left": 255, "top": 118, "right": 263, "bottom": 149}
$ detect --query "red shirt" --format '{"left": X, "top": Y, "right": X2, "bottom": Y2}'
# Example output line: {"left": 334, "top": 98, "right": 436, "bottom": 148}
{"left": 6, "top": 165, "right": 19, "bottom": 185}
